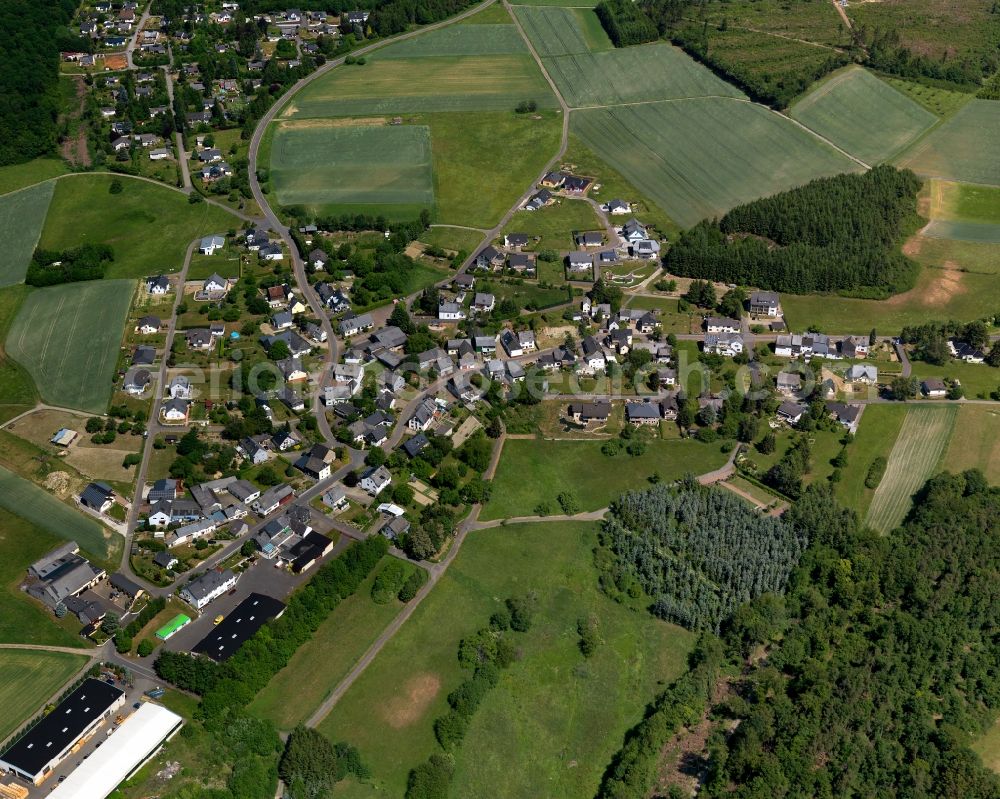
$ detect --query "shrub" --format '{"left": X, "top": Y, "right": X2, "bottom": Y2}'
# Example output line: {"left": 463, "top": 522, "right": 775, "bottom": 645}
{"left": 865, "top": 456, "right": 888, "bottom": 489}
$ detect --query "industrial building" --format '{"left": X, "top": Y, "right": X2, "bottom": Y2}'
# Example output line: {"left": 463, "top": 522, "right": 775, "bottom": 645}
{"left": 192, "top": 593, "right": 286, "bottom": 661}
{"left": 46, "top": 702, "right": 184, "bottom": 799}
{"left": 0, "top": 679, "right": 125, "bottom": 785}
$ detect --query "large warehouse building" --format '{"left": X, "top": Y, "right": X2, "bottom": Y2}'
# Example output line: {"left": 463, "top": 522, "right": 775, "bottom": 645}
{"left": 46, "top": 702, "right": 183, "bottom": 799}
{"left": 0, "top": 679, "right": 125, "bottom": 784}
{"left": 192, "top": 592, "right": 286, "bottom": 661}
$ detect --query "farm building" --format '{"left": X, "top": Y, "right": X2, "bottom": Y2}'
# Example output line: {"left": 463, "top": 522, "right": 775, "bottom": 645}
{"left": 0, "top": 679, "right": 125, "bottom": 784}
{"left": 50, "top": 428, "right": 78, "bottom": 447}
{"left": 46, "top": 702, "right": 184, "bottom": 799}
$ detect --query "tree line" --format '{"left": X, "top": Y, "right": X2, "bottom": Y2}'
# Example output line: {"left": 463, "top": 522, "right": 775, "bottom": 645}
{"left": 27, "top": 244, "right": 115, "bottom": 286}
{"left": 594, "top": 0, "right": 659, "bottom": 47}
{"left": 665, "top": 166, "right": 922, "bottom": 296}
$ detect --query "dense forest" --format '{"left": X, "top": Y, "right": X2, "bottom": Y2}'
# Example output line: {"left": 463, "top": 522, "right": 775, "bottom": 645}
{"left": 598, "top": 480, "right": 809, "bottom": 632}
{"left": 594, "top": 0, "right": 659, "bottom": 47}
{"left": 665, "top": 166, "right": 922, "bottom": 297}
{"left": 597, "top": 479, "right": 1000, "bottom": 798}
{"left": 27, "top": 245, "right": 114, "bottom": 286}
{"left": 0, "top": 0, "right": 85, "bottom": 165}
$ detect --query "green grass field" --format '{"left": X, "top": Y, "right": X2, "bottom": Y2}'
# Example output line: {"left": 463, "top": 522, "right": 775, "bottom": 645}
{"left": 248, "top": 559, "right": 421, "bottom": 730}
{"left": 514, "top": 6, "right": 612, "bottom": 57}
{"left": 0, "top": 649, "right": 91, "bottom": 742}
{"left": 282, "top": 54, "right": 557, "bottom": 116}
{"left": 0, "top": 182, "right": 56, "bottom": 287}
{"left": 480, "top": 437, "right": 728, "bottom": 520}
{"left": 929, "top": 179, "right": 1000, "bottom": 224}
{"left": 0, "top": 159, "right": 68, "bottom": 197}
{"left": 0, "top": 509, "right": 90, "bottom": 647}
{"left": 419, "top": 227, "right": 484, "bottom": 254}
{"left": 973, "top": 716, "right": 1000, "bottom": 775}
{"left": 790, "top": 67, "right": 937, "bottom": 164}
{"left": 375, "top": 22, "right": 527, "bottom": 57}
{"left": 320, "top": 522, "right": 695, "bottom": 798}
{"left": 921, "top": 219, "right": 1000, "bottom": 243}
{"left": 897, "top": 100, "right": 1000, "bottom": 186}
{"left": 572, "top": 98, "right": 860, "bottom": 228}
{"left": 6, "top": 279, "right": 134, "bottom": 414}
{"left": 544, "top": 43, "right": 744, "bottom": 108}
{"left": 270, "top": 123, "right": 435, "bottom": 217}
{"left": 428, "top": 111, "right": 563, "bottom": 228}
{"left": 502, "top": 199, "right": 606, "bottom": 252}
{"left": 941, "top": 406, "right": 1000, "bottom": 484}
{"left": 0, "top": 466, "right": 113, "bottom": 560}
{"left": 865, "top": 405, "right": 956, "bottom": 533}
{"left": 38, "top": 175, "right": 238, "bottom": 278}
{"left": 834, "top": 404, "right": 907, "bottom": 516}
{"left": 0, "top": 286, "right": 38, "bottom": 424}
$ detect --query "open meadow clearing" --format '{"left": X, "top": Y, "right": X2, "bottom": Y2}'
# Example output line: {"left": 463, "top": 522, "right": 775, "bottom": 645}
{"left": 790, "top": 67, "right": 937, "bottom": 164}
{"left": 896, "top": 100, "right": 1000, "bottom": 186}
{"left": 572, "top": 98, "right": 859, "bottom": 228}
{"left": 0, "top": 509, "right": 90, "bottom": 647}
{"left": 320, "top": 522, "right": 695, "bottom": 798}
{"left": 782, "top": 233, "right": 1000, "bottom": 333}
{"left": 699, "top": 0, "right": 844, "bottom": 46}
{"left": 0, "top": 649, "right": 91, "bottom": 743}
{"left": 865, "top": 405, "right": 956, "bottom": 533}
{"left": 0, "top": 466, "right": 113, "bottom": 561}
{"left": 973, "top": 717, "right": 1000, "bottom": 776}
{"left": 928, "top": 179, "right": 1000, "bottom": 224}
{"left": 0, "top": 182, "right": 55, "bottom": 287}
{"left": 248, "top": 560, "right": 421, "bottom": 730}
{"left": 942, "top": 406, "right": 1000, "bottom": 484}
{"left": 514, "top": 6, "right": 612, "bottom": 57}
{"left": 6, "top": 279, "right": 134, "bottom": 414}
{"left": 38, "top": 175, "right": 237, "bottom": 278}
{"left": 480, "top": 437, "right": 728, "bottom": 520}
{"left": 282, "top": 54, "right": 557, "bottom": 117}
{"left": 270, "top": 123, "right": 434, "bottom": 218}
{"left": 834, "top": 404, "right": 907, "bottom": 516}
{"left": 374, "top": 21, "right": 527, "bottom": 57}
{"left": 502, "top": 199, "right": 606, "bottom": 252}
{"left": 544, "top": 42, "right": 744, "bottom": 108}
{"left": 0, "top": 286, "right": 38, "bottom": 424}
{"left": 0, "top": 159, "right": 68, "bottom": 197}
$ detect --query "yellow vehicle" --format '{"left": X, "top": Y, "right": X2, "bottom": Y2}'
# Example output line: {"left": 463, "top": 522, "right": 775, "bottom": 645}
{"left": 214, "top": 615, "right": 224, "bottom": 625}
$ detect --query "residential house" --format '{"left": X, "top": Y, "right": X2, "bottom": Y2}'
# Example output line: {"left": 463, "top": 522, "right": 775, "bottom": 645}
{"left": 295, "top": 444, "right": 333, "bottom": 480}
{"left": 438, "top": 301, "right": 466, "bottom": 321}
{"left": 454, "top": 273, "right": 475, "bottom": 291}
{"left": 472, "top": 293, "right": 495, "bottom": 313}
{"left": 181, "top": 569, "right": 238, "bottom": 610}
{"left": 569, "top": 400, "right": 611, "bottom": 424}
{"left": 775, "top": 333, "right": 834, "bottom": 360}
{"left": 631, "top": 239, "right": 660, "bottom": 260}
{"left": 253, "top": 484, "right": 294, "bottom": 516}
{"left": 124, "top": 368, "right": 151, "bottom": 396}
{"left": 339, "top": 312, "right": 375, "bottom": 337}
{"left": 146, "top": 275, "right": 170, "bottom": 294}
{"left": 748, "top": 291, "right": 781, "bottom": 317}
{"left": 228, "top": 480, "right": 261, "bottom": 504}
{"left": 507, "top": 252, "right": 536, "bottom": 275}
{"left": 827, "top": 402, "right": 862, "bottom": 433}
{"left": 148, "top": 478, "right": 182, "bottom": 502}
{"left": 239, "top": 436, "right": 270, "bottom": 464}
{"left": 776, "top": 371, "right": 802, "bottom": 395}
{"left": 621, "top": 218, "right": 647, "bottom": 243}
{"left": 921, "top": 378, "right": 947, "bottom": 398}
{"left": 575, "top": 231, "right": 603, "bottom": 248}
{"left": 199, "top": 235, "right": 225, "bottom": 255}
{"left": 704, "top": 316, "right": 741, "bottom": 334}
{"left": 203, "top": 273, "right": 229, "bottom": 293}
{"left": 839, "top": 336, "right": 870, "bottom": 360}
{"left": 408, "top": 397, "right": 437, "bottom": 431}
{"left": 704, "top": 333, "right": 744, "bottom": 357}
{"left": 776, "top": 400, "right": 808, "bottom": 425}
{"left": 504, "top": 233, "right": 529, "bottom": 249}
{"left": 323, "top": 485, "right": 349, "bottom": 510}
{"left": 360, "top": 465, "right": 392, "bottom": 496}
{"left": 473, "top": 246, "right": 504, "bottom": 271}
{"left": 523, "top": 189, "right": 552, "bottom": 211}
{"left": 161, "top": 398, "right": 190, "bottom": 422}
{"left": 567, "top": 252, "right": 593, "bottom": 274}
{"left": 605, "top": 199, "right": 631, "bottom": 215}
{"left": 626, "top": 401, "right": 661, "bottom": 426}
{"left": 80, "top": 482, "right": 115, "bottom": 513}
{"left": 501, "top": 330, "right": 522, "bottom": 357}
{"left": 277, "top": 357, "right": 307, "bottom": 382}
{"left": 845, "top": 364, "right": 878, "bottom": 384}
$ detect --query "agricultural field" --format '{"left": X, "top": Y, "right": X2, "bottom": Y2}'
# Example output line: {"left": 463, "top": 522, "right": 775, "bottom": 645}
{"left": 0, "top": 509, "right": 90, "bottom": 647}
{"left": 375, "top": 22, "right": 527, "bottom": 57}
{"left": 833, "top": 404, "right": 907, "bottom": 516}
{"left": 0, "top": 286, "right": 38, "bottom": 424}
{"left": 0, "top": 159, "right": 68, "bottom": 197}
{"left": 0, "top": 182, "right": 56, "bottom": 287}
{"left": 319, "top": 522, "right": 695, "bottom": 798}
{"left": 896, "top": 100, "right": 1000, "bottom": 186}
{"left": 480, "top": 437, "right": 728, "bottom": 520}
{"left": 6, "top": 279, "right": 134, "bottom": 414}
{"left": 418, "top": 226, "right": 484, "bottom": 255}
{"left": 270, "top": 123, "right": 435, "bottom": 219}
{"left": 572, "top": 98, "right": 860, "bottom": 228}
{"left": 249, "top": 560, "right": 422, "bottom": 730}
{"left": 282, "top": 54, "right": 557, "bottom": 117}
{"left": 543, "top": 43, "right": 744, "bottom": 108}
{"left": 38, "top": 175, "right": 238, "bottom": 278}
{"left": 502, "top": 199, "right": 606, "bottom": 252}
{"left": 0, "top": 649, "right": 91, "bottom": 743}
{"left": 941, "top": 406, "right": 1000, "bottom": 484}
{"left": 790, "top": 67, "right": 937, "bottom": 164}
{"left": 864, "top": 405, "right": 956, "bottom": 534}
{"left": 0, "top": 466, "right": 114, "bottom": 561}
{"left": 514, "top": 6, "right": 612, "bottom": 57}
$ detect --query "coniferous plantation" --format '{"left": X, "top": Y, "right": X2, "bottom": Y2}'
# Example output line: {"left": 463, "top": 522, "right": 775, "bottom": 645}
{"left": 665, "top": 166, "right": 922, "bottom": 297}
{"left": 598, "top": 480, "right": 809, "bottom": 632}
{"left": 0, "top": 0, "right": 83, "bottom": 165}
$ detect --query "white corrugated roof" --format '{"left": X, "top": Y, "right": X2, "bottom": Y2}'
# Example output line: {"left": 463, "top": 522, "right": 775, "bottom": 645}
{"left": 47, "top": 702, "right": 183, "bottom": 799}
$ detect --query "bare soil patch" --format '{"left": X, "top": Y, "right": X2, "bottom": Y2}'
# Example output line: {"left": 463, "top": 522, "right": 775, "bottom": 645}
{"left": 381, "top": 672, "right": 441, "bottom": 729}
{"left": 277, "top": 117, "right": 388, "bottom": 129}
{"left": 43, "top": 470, "right": 72, "bottom": 498}
{"left": 901, "top": 235, "right": 923, "bottom": 257}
